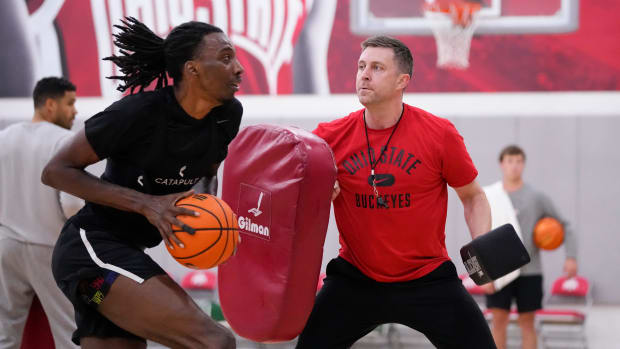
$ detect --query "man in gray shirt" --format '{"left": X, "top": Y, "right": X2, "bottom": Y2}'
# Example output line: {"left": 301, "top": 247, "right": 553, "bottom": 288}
{"left": 484, "top": 145, "right": 578, "bottom": 349}
{"left": 0, "top": 77, "right": 81, "bottom": 348}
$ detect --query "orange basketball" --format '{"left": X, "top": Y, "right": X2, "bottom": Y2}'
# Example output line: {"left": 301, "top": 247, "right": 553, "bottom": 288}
{"left": 533, "top": 217, "right": 564, "bottom": 250}
{"left": 167, "top": 194, "right": 240, "bottom": 269}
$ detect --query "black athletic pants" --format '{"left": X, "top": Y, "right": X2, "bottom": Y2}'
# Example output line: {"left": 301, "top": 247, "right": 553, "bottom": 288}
{"left": 296, "top": 257, "right": 496, "bottom": 349}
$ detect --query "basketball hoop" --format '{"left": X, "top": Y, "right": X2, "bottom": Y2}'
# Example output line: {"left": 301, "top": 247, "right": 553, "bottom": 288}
{"left": 424, "top": 0, "right": 481, "bottom": 69}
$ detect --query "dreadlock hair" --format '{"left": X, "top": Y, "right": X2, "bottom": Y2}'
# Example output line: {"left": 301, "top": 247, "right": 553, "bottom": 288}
{"left": 104, "top": 17, "right": 223, "bottom": 94}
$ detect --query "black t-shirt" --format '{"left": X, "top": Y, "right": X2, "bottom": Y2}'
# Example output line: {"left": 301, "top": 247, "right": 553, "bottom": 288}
{"left": 73, "top": 86, "right": 242, "bottom": 248}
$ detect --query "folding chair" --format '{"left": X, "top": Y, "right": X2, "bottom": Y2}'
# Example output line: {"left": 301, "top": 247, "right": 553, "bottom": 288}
{"left": 537, "top": 275, "right": 591, "bottom": 349}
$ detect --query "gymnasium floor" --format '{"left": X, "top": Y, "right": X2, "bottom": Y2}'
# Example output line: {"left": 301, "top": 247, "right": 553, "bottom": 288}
{"left": 147, "top": 305, "right": 620, "bottom": 348}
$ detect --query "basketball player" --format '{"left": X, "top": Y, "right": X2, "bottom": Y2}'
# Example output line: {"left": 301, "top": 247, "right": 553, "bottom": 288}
{"left": 484, "top": 145, "right": 578, "bottom": 349}
{"left": 41, "top": 18, "right": 243, "bottom": 348}
{"left": 0, "top": 77, "right": 80, "bottom": 348}
{"left": 297, "top": 36, "right": 496, "bottom": 348}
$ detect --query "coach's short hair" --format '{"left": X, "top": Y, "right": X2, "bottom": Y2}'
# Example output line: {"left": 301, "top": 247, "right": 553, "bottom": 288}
{"left": 361, "top": 35, "right": 413, "bottom": 77}
{"left": 499, "top": 144, "right": 526, "bottom": 162}
{"left": 32, "top": 77, "right": 76, "bottom": 108}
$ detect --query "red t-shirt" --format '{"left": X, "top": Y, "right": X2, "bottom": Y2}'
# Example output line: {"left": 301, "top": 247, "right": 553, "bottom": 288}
{"left": 313, "top": 104, "right": 478, "bottom": 282}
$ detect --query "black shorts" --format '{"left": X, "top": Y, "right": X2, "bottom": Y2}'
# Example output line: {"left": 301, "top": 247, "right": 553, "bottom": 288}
{"left": 485, "top": 275, "right": 543, "bottom": 313}
{"left": 51, "top": 217, "right": 166, "bottom": 345}
{"left": 296, "top": 258, "right": 496, "bottom": 349}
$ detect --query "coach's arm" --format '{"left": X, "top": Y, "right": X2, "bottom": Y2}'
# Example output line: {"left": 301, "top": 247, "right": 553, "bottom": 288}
{"left": 454, "top": 180, "right": 492, "bottom": 240}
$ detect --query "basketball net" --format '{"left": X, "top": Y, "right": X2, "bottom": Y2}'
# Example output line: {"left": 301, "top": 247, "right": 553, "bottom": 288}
{"left": 424, "top": 1, "right": 481, "bottom": 69}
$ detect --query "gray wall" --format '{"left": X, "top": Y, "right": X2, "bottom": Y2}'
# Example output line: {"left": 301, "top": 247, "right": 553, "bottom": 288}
{"left": 2, "top": 113, "right": 618, "bottom": 303}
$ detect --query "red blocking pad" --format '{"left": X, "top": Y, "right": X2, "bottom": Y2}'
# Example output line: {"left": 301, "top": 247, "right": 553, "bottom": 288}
{"left": 219, "top": 124, "right": 336, "bottom": 341}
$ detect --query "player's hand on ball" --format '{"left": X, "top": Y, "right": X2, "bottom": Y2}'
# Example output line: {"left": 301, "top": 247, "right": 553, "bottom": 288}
{"left": 140, "top": 189, "right": 199, "bottom": 249}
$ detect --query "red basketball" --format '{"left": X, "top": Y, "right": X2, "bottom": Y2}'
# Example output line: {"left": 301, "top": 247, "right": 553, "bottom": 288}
{"left": 533, "top": 217, "right": 564, "bottom": 250}
{"left": 167, "top": 194, "right": 240, "bottom": 269}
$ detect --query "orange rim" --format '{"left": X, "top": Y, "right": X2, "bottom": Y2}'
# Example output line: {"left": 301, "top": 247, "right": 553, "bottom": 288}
{"left": 424, "top": 1, "right": 482, "bottom": 14}
{"left": 424, "top": 2, "right": 481, "bottom": 26}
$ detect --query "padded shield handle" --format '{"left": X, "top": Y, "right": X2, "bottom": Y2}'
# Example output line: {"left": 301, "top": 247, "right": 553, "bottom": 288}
{"left": 460, "top": 224, "right": 531, "bottom": 285}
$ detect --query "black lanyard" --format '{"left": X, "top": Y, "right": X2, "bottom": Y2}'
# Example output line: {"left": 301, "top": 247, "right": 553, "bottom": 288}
{"left": 363, "top": 105, "right": 404, "bottom": 208}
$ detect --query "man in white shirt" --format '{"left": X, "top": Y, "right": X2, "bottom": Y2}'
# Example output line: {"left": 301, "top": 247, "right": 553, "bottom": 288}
{"left": 0, "top": 77, "right": 81, "bottom": 348}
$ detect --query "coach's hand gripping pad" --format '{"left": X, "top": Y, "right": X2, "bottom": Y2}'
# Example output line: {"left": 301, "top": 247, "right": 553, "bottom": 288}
{"left": 219, "top": 125, "right": 337, "bottom": 341}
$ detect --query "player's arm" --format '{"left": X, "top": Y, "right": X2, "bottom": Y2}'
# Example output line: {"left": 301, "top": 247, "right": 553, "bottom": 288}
{"left": 41, "top": 128, "right": 196, "bottom": 248}
{"left": 454, "top": 179, "right": 491, "bottom": 240}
